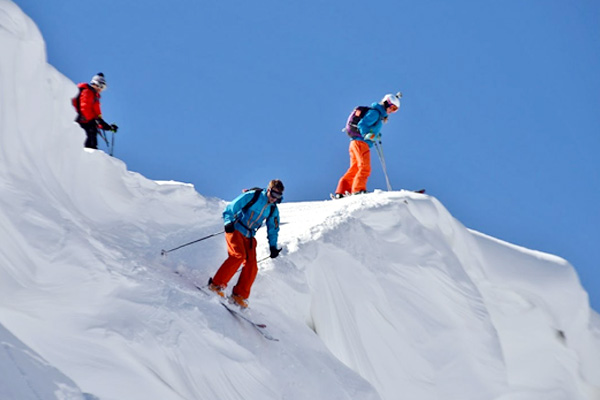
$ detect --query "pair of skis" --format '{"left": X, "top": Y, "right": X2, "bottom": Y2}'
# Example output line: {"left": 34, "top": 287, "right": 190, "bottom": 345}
{"left": 330, "top": 188, "right": 426, "bottom": 200}
{"left": 194, "top": 282, "right": 278, "bottom": 342}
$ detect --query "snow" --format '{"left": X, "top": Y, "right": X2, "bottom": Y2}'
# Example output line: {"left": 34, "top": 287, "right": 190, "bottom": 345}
{"left": 0, "top": 1, "right": 599, "bottom": 399}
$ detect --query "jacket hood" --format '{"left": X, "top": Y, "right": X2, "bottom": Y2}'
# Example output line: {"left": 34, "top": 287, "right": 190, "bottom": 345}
{"left": 371, "top": 102, "right": 388, "bottom": 118}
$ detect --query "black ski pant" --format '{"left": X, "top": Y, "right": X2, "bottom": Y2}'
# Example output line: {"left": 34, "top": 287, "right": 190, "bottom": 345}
{"left": 79, "top": 121, "right": 99, "bottom": 149}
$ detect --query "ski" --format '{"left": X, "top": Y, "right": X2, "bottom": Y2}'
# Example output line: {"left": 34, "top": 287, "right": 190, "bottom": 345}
{"left": 220, "top": 302, "right": 279, "bottom": 341}
{"left": 330, "top": 189, "right": 425, "bottom": 200}
{"left": 180, "top": 274, "right": 278, "bottom": 341}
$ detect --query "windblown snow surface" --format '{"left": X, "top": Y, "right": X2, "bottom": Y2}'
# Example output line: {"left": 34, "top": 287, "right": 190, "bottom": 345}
{"left": 1, "top": 1, "right": 599, "bottom": 399}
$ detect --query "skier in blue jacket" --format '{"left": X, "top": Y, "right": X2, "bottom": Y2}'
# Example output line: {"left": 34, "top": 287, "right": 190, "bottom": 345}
{"left": 208, "top": 180, "right": 284, "bottom": 308}
{"left": 334, "top": 93, "right": 401, "bottom": 198}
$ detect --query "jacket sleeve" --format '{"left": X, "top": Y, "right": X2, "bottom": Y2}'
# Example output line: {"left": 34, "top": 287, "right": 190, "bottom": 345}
{"left": 223, "top": 191, "right": 255, "bottom": 225}
{"left": 265, "top": 206, "right": 280, "bottom": 248}
{"left": 357, "top": 108, "right": 381, "bottom": 135}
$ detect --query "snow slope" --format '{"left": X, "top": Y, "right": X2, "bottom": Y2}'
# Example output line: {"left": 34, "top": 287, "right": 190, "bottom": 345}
{"left": 1, "top": 1, "right": 599, "bottom": 399}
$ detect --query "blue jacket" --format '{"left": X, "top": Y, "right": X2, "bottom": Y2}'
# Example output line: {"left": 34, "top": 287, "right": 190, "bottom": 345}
{"left": 223, "top": 189, "right": 280, "bottom": 248}
{"left": 356, "top": 102, "right": 388, "bottom": 148}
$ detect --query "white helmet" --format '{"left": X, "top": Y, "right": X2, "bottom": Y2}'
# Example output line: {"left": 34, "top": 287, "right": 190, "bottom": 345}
{"left": 381, "top": 93, "right": 401, "bottom": 109}
{"left": 90, "top": 72, "right": 107, "bottom": 89}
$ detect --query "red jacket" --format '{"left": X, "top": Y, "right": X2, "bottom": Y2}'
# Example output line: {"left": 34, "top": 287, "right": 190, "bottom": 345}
{"left": 72, "top": 83, "right": 102, "bottom": 123}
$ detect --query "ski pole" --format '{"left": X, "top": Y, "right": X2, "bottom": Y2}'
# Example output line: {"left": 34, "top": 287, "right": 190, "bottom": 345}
{"left": 110, "top": 130, "right": 115, "bottom": 157}
{"left": 374, "top": 141, "right": 391, "bottom": 190}
{"left": 374, "top": 141, "right": 393, "bottom": 191}
{"left": 258, "top": 255, "right": 271, "bottom": 264}
{"left": 380, "top": 144, "right": 393, "bottom": 191}
{"left": 161, "top": 231, "right": 224, "bottom": 256}
{"left": 233, "top": 254, "right": 277, "bottom": 275}
{"left": 99, "top": 129, "right": 110, "bottom": 148}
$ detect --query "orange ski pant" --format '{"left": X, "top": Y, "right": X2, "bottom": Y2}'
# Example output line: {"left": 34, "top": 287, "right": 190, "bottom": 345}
{"left": 212, "top": 230, "right": 258, "bottom": 299}
{"left": 335, "top": 140, "right": 372, "bottom": 194}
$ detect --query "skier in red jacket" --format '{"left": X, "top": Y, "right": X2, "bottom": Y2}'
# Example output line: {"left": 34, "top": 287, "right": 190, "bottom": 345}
{"left": 72, "top": 73, "right": 118, "bottom": 149}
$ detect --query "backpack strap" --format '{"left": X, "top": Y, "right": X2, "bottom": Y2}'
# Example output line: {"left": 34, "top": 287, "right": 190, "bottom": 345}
{"left": 267, "top": 204, "right": 276, "bottom": 220}
{"left": 241, "top": 189, "right": 262, "bottom": 213}
{"left": 241, "top": 188, "right": 277, "bottom": 220}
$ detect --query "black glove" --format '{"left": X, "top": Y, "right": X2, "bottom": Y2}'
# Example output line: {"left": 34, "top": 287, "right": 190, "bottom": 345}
{"left": 110, "top": 124, "right": 119, "bottom": 133}
{"left": 269, "top": 246, "right": 281, "bottom": 259}
{"left": 96, "top": 118, "right": 109, "bottom": 129}
{"left": 224, "top": 222, "right": 235, "bottom": 233}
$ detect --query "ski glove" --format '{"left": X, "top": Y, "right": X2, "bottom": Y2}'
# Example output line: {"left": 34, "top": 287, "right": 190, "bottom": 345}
{"left": 224, "top": 222, "right": 235, "bottom": 233}
{"left": 364, "top": 132, "right": 381, "bottom": 141}
{"left": 96, "top": 118, "right": 110, "bottom": 130}
{"left": 96, "top": 118, "right": 118, "bottom": 132}
{"left": 269, "top": 246, "right": 281, "bottom": 259}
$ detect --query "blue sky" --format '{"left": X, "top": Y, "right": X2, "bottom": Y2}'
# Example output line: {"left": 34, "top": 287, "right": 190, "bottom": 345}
{"left": 15, "top": 0, "right": 600, "bottom": 310}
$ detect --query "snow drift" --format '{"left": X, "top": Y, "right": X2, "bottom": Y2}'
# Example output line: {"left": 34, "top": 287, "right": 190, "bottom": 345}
{"left": 0, "top": 1, "right": 599, "bottom": 399}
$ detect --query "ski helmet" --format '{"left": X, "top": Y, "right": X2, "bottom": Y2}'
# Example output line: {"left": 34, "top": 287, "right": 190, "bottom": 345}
{"left": 90, "top": 73, "right": 107, "bottom": 90}
{"left": 381, "top": 93, "right": 400, "bottom": 109}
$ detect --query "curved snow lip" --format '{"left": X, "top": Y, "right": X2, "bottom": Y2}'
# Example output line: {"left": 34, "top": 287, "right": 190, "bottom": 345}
{"left": 269, "top": 191, "right": 600, "bottom": 399}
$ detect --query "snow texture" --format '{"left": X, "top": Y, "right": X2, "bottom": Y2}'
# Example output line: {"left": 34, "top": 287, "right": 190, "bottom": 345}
{"left": 0, "top": 1, "right": 599, "bottom": 399}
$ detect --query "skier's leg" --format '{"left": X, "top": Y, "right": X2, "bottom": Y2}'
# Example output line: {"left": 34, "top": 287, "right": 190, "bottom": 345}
{"left": 212, "top": 231, "right": 247, "bottom": 288}
{"left": 352, "top": 141, "right": 371, "bottom": 193}
{"left": 335, "top": 141, "right": 359, "bottom": 195}
{"left": 82, "top": 122, "right": 99, "bottom": 149}
{"left": 232, "top": 237, "right": 258, "bottom": 299}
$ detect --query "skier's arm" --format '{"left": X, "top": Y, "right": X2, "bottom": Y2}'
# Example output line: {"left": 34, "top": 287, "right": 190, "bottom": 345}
{"left": 223, "top": 191, "right": 255, "bottom": 225}
{"left": 265, "top": 206, "right": 280, "bottom": 249}
{"left": 96, "top": 117, "right": 111, "bottom": 130}
{"left": 357, "top": 109, "right": 380, "bottom": 135}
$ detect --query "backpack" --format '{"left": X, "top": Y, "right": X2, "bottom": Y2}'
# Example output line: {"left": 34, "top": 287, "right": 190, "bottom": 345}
{"left": 241, "top": 188, "right": 277, "bottom": 220}
{"left": 344, "top": 106, "right": 381, "bottom": 138}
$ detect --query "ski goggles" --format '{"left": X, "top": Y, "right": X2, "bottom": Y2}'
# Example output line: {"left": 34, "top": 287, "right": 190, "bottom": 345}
{"left": 268, "top": 189, "right": 283, "bottom": 200}
{"left": 92, "top": 82, "right": 106, "bottom": 91}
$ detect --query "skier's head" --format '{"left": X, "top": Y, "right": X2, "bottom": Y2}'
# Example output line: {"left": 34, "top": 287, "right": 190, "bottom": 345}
{"left": 90, "top": 73, "right": 107, "bottom": 92}
{"left": 381, "top": 93, "right": 400, "bottom": 113}
{"left": 267, "top": 179, "right": 285, "bottom": 203}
